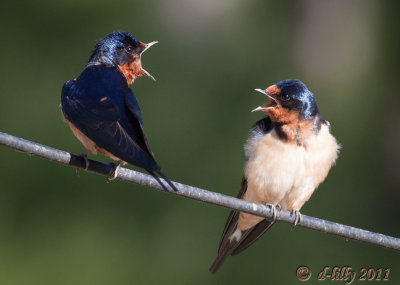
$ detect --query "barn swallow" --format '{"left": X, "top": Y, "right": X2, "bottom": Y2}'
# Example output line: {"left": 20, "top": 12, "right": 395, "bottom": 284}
{"left": 61, "top": 31, "right": 178, "bottom": 191}
{"left": 209, "top": 79, "right": 339, "bottom": 273}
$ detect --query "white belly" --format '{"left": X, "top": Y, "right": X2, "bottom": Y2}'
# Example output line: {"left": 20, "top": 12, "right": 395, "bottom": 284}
{"left": 244, "top": 129, "right": 307, "bottom": 205}
{"left": 238, "top": 124, "right": 339, "bottom": 231}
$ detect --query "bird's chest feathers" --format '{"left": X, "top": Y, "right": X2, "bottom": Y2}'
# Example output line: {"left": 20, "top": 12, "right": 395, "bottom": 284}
{"left": 279, "top": 120, "right": 315, "bottom": 146}
{"left": 244, "top": 124, "right": 338, "bottom": 207}
{"left": 268, "top": 108, "right": 315, "bottom": 147}
{"left": 118, "top": 59, "right": 145, "bottom": 85}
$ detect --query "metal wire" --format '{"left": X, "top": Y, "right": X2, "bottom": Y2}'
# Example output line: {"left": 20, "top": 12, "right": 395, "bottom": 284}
{"left": 1, "top": 130, "right": 399, "bottom": 252}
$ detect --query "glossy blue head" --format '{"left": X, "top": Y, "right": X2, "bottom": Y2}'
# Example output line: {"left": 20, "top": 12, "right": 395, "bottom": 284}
{"left": 254, "top": 79, "right": 319, "bottom": 121}
{"left": 89, "top": 31, "right": 142, "bottom": 65}
{"left": 275, "top": 79, "right": 319, "bottom": 119}
{"left": 87, "top": 31, "right": 158, "bottom": 84}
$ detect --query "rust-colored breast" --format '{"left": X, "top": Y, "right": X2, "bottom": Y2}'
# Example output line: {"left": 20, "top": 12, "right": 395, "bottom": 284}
{"left": 267, "top": 107, "right": 298, "bottom": 124}
{"left": 118, "top": 62, "right": 136, "bottom": 85}
{"left": 63, "top": 114, "right": 123, "bottom": 162}
{"left": 118, "top": 59, "right": 146, "bottom": 85}
{"left": 67, "top": 120, "right": 98, "bottom": 154}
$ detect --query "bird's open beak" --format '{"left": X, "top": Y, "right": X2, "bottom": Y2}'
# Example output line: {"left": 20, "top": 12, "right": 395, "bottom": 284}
{"left": 251, "top": 88, "right": 280, "bottom": 112}
{"left": 138, "top": 41, "right": 158, "bottom": 81}
{"left": 141, "top": 41, "right": 158, "bottom": 54}
{"left": 251, "top": 104, "right": 270, "bottom": 112}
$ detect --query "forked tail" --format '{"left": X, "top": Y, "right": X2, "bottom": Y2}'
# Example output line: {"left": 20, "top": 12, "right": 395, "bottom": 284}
{"left": 147, "top": 170, "right": 178, "bottom": 192}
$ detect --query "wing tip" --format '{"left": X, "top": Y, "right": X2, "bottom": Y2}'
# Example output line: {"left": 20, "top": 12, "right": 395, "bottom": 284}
{"left": 209, "top": 229, "right": 242, "bottom": 274}
{"left": 209, "top": 247, "right": 231, "bottom": 274}
{"left": 157, "top": 170, "right": 178, "bottom": 192}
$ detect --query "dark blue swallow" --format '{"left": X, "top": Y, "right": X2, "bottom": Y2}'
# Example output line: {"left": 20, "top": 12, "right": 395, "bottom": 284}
{"left": 61, "top": 31, "right": 177, "bottom": 191}
{"left": 209, "top": 79, "right": 340, "bottom": 273}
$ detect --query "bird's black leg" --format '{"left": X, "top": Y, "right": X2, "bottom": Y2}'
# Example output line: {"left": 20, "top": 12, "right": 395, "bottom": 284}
{"left": 75, "top": 150, "right": 90, "bottom": 176}
{"left": 108, "top": 161, "right": 121, "bottom": 181}
{"left": 79, "top": 150, "right": 90, "bottom": 170}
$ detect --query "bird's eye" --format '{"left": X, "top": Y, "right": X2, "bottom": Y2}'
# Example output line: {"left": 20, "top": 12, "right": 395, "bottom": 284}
{"left": 126, "top": 46, "right": 134, "bottom": 53}
{"left": 282, "top": 94, "right": 290, "bottom": 101}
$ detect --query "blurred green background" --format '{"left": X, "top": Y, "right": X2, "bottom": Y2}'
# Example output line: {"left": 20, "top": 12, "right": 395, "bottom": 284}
{"left": 0, "top": 0, "right": 399, "bottom": 284}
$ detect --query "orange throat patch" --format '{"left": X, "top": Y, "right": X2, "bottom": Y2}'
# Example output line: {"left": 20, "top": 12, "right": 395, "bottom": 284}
{"left": 118, "top": 59, "right": 146, "bottom": 85}
{"left": 266, "top": 107, "right": 315, "bottom": 146}
{"left": 265, "top": 106, "right": 298, "bottom": 124}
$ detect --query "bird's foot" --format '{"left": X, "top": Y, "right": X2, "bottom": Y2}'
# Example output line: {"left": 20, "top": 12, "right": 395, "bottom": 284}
{"left": 108, "top": 161, "right": 121, "bottom": 181}
{"left": 265, "top": 203, "right": 277, "bottom": 222}
{"left": 75, "top": 150, "right": 90, "bottom": 176}
{"left": 291, "top": 210, "right": 302, "bottom": 230}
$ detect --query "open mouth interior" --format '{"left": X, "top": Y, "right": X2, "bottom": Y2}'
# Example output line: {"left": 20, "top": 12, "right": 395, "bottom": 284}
{"left": 253, "top": 88, "right": 280, "bottom": 112}
{"left": 267, "top": 99, "right": 278, "bottom": 108}
{"left": 266, "top": 95, "right": 279, "bottom": 108}
{"left": 137, "top": 41, "right": 158, "bottom": 81}
{"left": 254, "top": 88, "right": 279, "bottom": 109}
{"left": 138, "top": 58, "right": 155, "bottom": 81}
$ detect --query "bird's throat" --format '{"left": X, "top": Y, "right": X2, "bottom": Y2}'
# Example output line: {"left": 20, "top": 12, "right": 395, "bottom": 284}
{"left": 118, "top": 59, "right": 147, "bottom": 85}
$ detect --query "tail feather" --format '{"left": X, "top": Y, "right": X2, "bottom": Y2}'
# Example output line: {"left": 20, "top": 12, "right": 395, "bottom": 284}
{"left": 209, "top": 229, "right": 249, "bottom": 274}
{"left": 147, "top": 171, "right": 169, "bottom": 192}
{"left": 209, "top": 178, "right": 277, "bottom": 273}
{"left": 157, "top": 170, "right": 178, "bottom": 192}
{"left": 209, "top": 242, "right": 235, "bottom": 274}
{"left": 147, "top": 170, "right": 178, "bottom": 192}
{"left": 231, "top": 220, "right": 274, "bottom": 255}
{"left": 209, "top": 215, "right": 275, "bottom": 273}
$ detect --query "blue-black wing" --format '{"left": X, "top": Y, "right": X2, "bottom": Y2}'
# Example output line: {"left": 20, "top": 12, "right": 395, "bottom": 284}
{"left": 210, "top": 117, "right": 275, "bottom": 274}
{"left": 61, "top": 64, "right": 159, "bottom": 172}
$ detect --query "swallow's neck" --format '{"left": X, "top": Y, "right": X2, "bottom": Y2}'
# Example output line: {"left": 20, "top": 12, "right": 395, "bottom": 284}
{"left": 87, "top": 53, "right": 117, "bottom": 67}
{"left": 265, "top": 106, "right": 322, "bottom": 146}
{"left": 118, "top": 59, "right": 146, "bottom": 85}
{"left": 87, "top": 55, "right": 145, "bottom": 85}
{"left": 273, "top": 115, "right": 322, "bottom": 147}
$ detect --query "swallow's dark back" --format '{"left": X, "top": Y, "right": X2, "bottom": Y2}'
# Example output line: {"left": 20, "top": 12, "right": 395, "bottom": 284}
{"left": 61, "top": 64, "right": 160, "bottom": 172}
